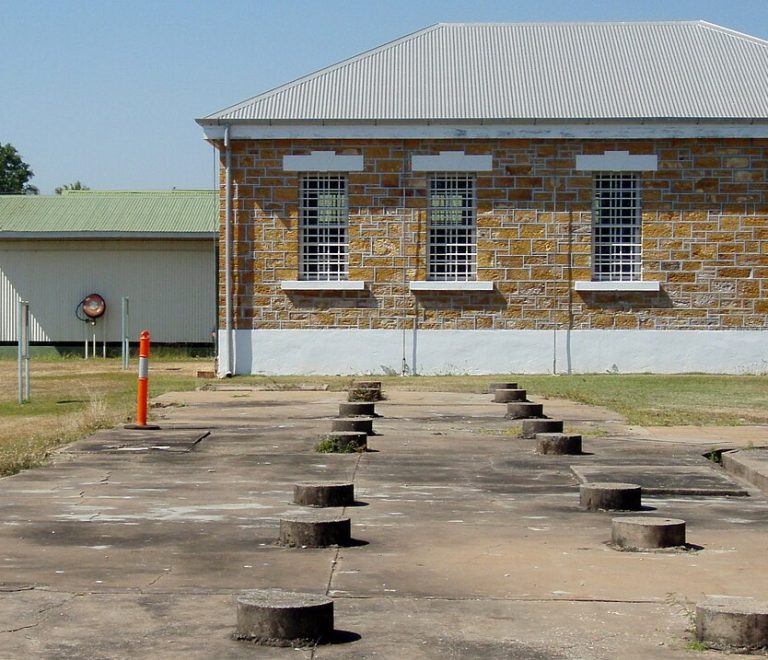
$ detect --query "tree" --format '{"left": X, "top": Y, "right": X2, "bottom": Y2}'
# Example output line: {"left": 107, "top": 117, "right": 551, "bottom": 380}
{"left": 55, "top": 181, "right": 90, "bottom": 195}
{"left": 0, "top": 143, "right": 37, "bottom": 194}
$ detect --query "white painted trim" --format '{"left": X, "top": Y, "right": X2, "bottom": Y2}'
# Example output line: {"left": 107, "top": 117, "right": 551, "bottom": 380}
{"left": 280, "top": 280, "right": 366, "bottom": 291}
{"left": 574, "top": 280, "right": 661, "bottom": 292}
{"left": 412, "top": 151, "right": 493, "bottom": 172}
{"left": 282, "top": 150, "right": 363, "bottom": 172}
{"left": 409, "top": 281, "right": 495, "bottom": 292}
{"left": 225, "top": 328, "right": 768, "bottom": 375}
{"left": 575, "top": 151, "right": 658, "bottom": 172}
{"left": 199, "top": 122, "right": 768, "bottom": 141}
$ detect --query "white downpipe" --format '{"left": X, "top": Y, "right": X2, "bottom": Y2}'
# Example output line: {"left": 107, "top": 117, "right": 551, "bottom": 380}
{"left": 221, "top": 125, "right": 233, "bottom": 376}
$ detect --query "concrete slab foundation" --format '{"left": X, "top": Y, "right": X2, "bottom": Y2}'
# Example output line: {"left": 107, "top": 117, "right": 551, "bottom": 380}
{"left": 1, "top": 387, "right": 768, "bottom": 658}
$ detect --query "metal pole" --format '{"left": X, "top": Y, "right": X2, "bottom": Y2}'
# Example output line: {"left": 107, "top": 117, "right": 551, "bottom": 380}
{"left": 121, "top": 297, "right": 129, "bottom": 369}
{"left": 17, "top": 301, "right": 22, "bottom": 404}
{"left": 17, "top": 300, "right": 30, "bottom": 404}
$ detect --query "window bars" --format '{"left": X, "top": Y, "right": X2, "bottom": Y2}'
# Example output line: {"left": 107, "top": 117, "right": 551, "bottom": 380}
{"left": 428, "top": 175, "right": 476, "bottom": 281}
{"left": 592, "top": 173, "right": 641, "bottom": 281}
{"left": 300, "top": 175, "right": 348, "bottom": 280}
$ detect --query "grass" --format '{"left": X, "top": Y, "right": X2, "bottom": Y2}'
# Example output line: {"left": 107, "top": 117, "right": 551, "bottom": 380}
{"left": 0, "top": 356, "right": 208, "bottom": 477}
{"left": 2, "top": 358, "right": 768, "bottom": 477}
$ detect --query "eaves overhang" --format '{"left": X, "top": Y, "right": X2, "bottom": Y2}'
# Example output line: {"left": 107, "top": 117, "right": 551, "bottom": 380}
{"left": 197, "top": 118, "right": 768, "bottom": 142}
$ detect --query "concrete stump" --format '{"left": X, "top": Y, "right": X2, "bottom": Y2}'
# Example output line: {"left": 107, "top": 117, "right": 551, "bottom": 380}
{"left": 316, "top": 432, "right": 367, "bottom": 453}
{"left": 696, "top": 597, "right": 768, "bottom": 651}
{"left": 505, "top": 402, "right": 544, "bottom": 419}
{"left": 580, "top": 482, "right": 642, "bottom": 511}
{"left": 279, "top": 512, "right": 351, "bottom": 547}
{"left": 338, "top": 401, "right": 376, "bottom": 417}
{"left": 294, "top": 482, "right": 355, "bottom": 508}
{"left": 235, "top": 589, "right": 334, "bottom": 646}
{"left": 494, "top": 388, "right": 527, "bottom": 403}
{"left": 331, "top": 417, "right": 373, "bottom": 435}
{"left": 536, "top": 433, "right": 582, "bottom": 455}
{"left": 488, "top": 382, "right": 518, "bottom": 392}
{"left": 347, "top": 387, "right": 382, "bottom": 402}
{"left": 611, "top": 516, "right": 686, "bottom": 549}
{"left": 520, "top": 419, "right": 563, "bottom": 438}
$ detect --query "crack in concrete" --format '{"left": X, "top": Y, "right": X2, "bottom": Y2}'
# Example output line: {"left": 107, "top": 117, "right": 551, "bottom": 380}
{"left": 144, "top": 569, "right": 172, "bottom": 590}
{"left": 0, "top": 623, "right": 38, "bottom": 634}
{"left": 0, "top": 593, "right": 82, "bottom": 635}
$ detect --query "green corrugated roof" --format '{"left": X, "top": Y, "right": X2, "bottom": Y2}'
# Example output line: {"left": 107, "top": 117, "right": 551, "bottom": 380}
{"left": 0, "top": 190, "right": 217, "bottom": 235}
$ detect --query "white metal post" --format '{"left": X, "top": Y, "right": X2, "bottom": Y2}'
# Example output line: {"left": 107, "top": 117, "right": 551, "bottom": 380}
{"left": 121, "top": 297, "right": 129, "bottom": 369}
{"left": 17, "top": 300, "right": 30, "bottom": 403}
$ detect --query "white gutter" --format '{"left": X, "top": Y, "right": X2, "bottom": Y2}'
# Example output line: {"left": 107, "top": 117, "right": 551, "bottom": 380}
{"left": 220, "top": 125, "right": 234, "bottom": 377}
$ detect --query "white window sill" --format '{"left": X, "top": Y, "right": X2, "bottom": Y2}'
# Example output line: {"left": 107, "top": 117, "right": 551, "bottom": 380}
{"left": 280, "top": 280, "right": 366, "bottom": 291}
{"left": 409, "top": 281, "right": 495, "bottom": 292}
{"left": 574, "top": 281, "right": 660, "bottom": 292}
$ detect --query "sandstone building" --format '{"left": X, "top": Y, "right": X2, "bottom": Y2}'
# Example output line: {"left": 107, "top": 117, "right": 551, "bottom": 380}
{"left": 197, "top": 22, "right": 768, "bottom": 375}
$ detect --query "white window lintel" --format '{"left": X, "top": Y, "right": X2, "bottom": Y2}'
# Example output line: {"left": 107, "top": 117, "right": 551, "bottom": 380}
{"left": 576, "top": 151, "right": 658, "bottom": 172}
{"left": 283, "top": 151, "right": 364, "bottom": 172}
{"left": 412, "top": 150, "right": 493, "bottom": 172}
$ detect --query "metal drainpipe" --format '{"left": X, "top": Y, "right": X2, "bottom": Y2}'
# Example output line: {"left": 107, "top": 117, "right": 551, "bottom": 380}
{"left": 222, "top": 125, "right": 233, "bottom": 376}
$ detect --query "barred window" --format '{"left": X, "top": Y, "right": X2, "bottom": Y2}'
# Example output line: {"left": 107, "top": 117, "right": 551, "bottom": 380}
{"left": 300, "top": 175, "right": 348, "bottom": 280}
{"left": 428, "top": 175, "right": 476, "bottom": 281}
{"left": 592, "top": 173, "right": 641, "bottom": 281}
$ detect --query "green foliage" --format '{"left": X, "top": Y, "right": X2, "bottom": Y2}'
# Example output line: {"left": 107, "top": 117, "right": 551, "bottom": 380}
{"left": 0, "top": 142, "right": 37, "bottom": 194}
{"left": 314, "top": 437, "right": 361, "bottom": 453}
{"left": 55, "top": 180, "right": 90, "bottom": 195}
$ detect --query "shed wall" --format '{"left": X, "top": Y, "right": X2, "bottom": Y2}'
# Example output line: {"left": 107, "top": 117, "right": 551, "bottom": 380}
{"left": 0, "top": 240, "right": 215, "bottom": 344}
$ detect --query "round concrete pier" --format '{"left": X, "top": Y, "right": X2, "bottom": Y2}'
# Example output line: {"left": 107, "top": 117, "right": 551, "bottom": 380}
{"left": 279, "top": 512, "right": 351, "bottom": 547}
{"left": 611, "top": 516, "right": 686, "bottom": 549}
{"left": 235, "top": 589, "right": 334, "bottom": 646}
{"left": 347, "top": 387, "right": 382, "bottom": 402}
{"left": 536, "top": 433, "right": 582, "bottom": 455}
{"left": 488, "top": 382, "right": 518, "bottom": 392}
{"left": 331, "top": 417, "right": 373, "bottom": 435}
{"left": 505, "top": 402, "right": 544, "bottom": 419}
{"left": 580, "top": 482, "right": 642, "bottom": 511}
{"left": 338, "top": 401, "right": 376, "bottom": 417}
{"left": 494, "top": 388, "right": 527, "bottom": 403}
{"left": 294, "top": 482, "right": 355, "bottom": 508}
{"left": 316, "top": 431, "right": 367, "bottom": 453}
{"left": 521, "top": 419, "right": 563, "bottom": 438}
{"left": 696, "top": 597, "right": 768, "bottom": 651}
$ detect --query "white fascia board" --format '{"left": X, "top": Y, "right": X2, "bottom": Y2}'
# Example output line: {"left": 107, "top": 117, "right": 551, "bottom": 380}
{"left": 574, "top": 280, "right": 661, "bottom": 292}
{"left": 412, "top": 151, "right": 493, "bottom": 172}
{"left": 282, "top": 151, "right": 364, "bottom": 172}
{"left": 199, "top": 121, "right": 768, "bottom": 141}
{"left": 281, "top": 280, "right": 367, "bottom": 291}
{"left": 409, "top": 281, "right": 495, "bottom": 292}
{"left": 576, "top": 151, "right": 658, "bottom": 172}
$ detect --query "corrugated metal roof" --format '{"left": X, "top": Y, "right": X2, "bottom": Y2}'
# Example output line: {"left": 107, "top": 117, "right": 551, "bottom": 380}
{"left": 200, "top": 21, "right": 768, "bottom": 122}
{"left": 0, "top": 190, "right": 217, "bottom": 235}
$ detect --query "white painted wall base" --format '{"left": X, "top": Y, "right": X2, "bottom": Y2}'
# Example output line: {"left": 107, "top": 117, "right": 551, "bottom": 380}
{"left": 219, "top": 328, "right": 768, "bottom": 375}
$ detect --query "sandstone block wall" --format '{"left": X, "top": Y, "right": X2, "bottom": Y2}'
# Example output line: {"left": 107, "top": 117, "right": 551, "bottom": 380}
{"left": 217, "top": 138, "right": 768, "bottom": 332}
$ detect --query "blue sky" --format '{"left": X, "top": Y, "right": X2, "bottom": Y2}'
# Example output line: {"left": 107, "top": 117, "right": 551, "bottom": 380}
{"left": 2, "top": 0, "right": 768, "bottom": 194}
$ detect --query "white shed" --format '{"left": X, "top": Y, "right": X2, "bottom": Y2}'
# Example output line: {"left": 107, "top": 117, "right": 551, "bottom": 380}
{"left": 0, "top": 190, "right": 217, "bottom": 350}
